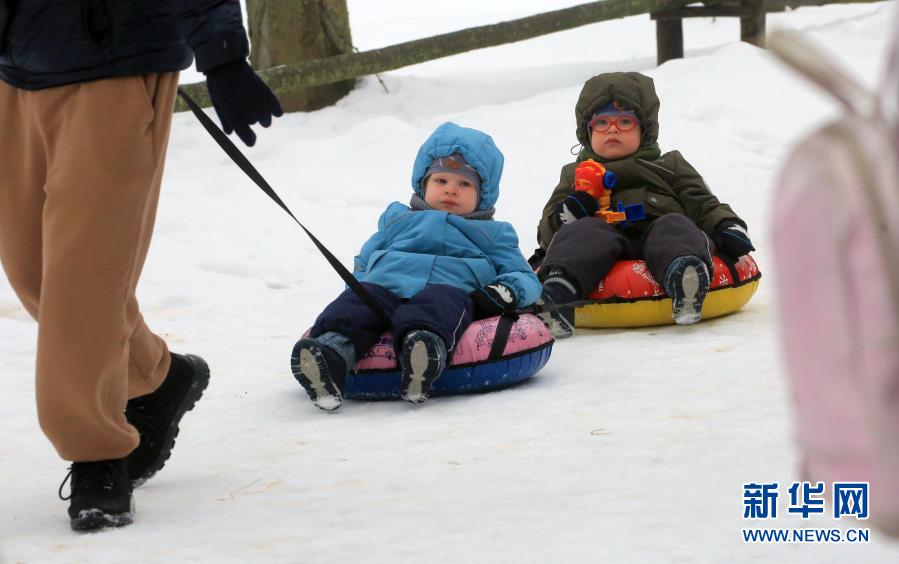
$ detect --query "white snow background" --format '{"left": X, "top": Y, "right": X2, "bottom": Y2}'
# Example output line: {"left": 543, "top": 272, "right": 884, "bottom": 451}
{"left": 2, "top": 1, "right": 898, "bottom": 562}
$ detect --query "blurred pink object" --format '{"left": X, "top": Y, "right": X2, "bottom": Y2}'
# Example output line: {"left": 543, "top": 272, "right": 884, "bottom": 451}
{"left": 770, "top": 14, "right": 899, "bottom": 536}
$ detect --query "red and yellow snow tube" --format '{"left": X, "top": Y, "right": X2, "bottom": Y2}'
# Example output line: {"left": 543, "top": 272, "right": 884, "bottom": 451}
{"left": 575, "top": 255, "right": 761, "bottom": 328}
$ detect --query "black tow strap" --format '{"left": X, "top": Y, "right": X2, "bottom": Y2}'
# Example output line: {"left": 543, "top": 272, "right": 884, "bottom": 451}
{"left": 521, "top": 299, "right": 600, "bottom": 314}
{"left": 487, "top": 312, "right": 518, "bottom": 360}
{"left": 177, "top": 89, "right": 391, "bottom": 327}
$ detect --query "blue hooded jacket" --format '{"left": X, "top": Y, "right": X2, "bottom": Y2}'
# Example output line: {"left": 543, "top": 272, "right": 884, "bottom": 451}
{"left": 352, "top": 122, "right": 542, "bottom": 308}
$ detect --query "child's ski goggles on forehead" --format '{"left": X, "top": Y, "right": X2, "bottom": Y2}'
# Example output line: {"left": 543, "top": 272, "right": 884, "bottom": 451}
{"left": 589, "top": 113, "right": 639, "bottom": 132}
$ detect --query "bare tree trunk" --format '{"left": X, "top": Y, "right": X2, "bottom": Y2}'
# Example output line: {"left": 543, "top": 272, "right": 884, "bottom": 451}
{"left": 246, "top": 0, "right": 354, "bottom": 112}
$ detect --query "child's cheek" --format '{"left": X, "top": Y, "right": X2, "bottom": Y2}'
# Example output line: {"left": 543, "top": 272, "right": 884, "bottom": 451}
{"left": 589, "top": 131, "right": 603, "bottom": 154}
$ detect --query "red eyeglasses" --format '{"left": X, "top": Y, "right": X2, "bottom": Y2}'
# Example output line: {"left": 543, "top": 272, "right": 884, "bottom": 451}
{"left": 589, "top": 114, "right": 638, "bottom": 132}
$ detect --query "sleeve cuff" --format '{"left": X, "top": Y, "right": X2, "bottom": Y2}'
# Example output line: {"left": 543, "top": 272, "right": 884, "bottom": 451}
{"left": 195, "top": 30, "right": 250, "bottom": 73}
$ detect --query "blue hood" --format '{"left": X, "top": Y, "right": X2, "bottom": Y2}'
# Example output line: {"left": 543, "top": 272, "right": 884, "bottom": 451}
{"left": 411, "top": 122, "right": 505, "bottom": 211}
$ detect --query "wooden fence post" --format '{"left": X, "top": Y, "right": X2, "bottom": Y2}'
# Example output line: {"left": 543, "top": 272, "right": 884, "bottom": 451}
{"left": 740, "top": 0, "right": 767, "bottom": 47}
{"left": 655, "top": 15, "right": 684, "bottom": 65}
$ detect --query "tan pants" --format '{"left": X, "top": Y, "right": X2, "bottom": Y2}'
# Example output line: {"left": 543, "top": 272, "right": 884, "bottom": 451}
{"left": 0, "top": 73, "right": 179, "bottom": 461}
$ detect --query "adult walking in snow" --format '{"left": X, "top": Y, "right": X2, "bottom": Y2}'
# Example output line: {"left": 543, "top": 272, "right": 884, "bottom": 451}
{"left": 0, "top": 0, "right": 282, "bottom": 531}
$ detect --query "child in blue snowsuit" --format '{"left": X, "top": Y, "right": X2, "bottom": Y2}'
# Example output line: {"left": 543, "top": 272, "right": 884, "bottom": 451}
{"left": 292, "top": 122, "right": 542, "bottom": 410}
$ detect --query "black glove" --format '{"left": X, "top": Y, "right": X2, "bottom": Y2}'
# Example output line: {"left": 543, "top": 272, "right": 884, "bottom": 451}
{"left": 556, "top": 192, "right": 599, "bottom": 225}
{"left": 205, "top": 60, "right": 284, "bottom": 146}
{"left": 714, "top": 220, "right": 755, "bottom": 257}
{"left": 470, "top": 283, "right": 517, "bottom": 318}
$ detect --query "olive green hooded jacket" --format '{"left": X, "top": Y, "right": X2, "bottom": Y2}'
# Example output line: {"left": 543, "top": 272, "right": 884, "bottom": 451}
{"left": 535, "top": 72, "right": 746, "bottom": 252}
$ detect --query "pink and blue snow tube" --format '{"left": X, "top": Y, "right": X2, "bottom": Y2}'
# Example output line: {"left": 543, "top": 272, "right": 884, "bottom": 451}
{"left": 344, "top": 313, "right": 553, "bottom": 399}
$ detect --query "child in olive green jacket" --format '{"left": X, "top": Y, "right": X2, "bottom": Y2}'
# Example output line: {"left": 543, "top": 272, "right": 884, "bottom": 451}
{"left": 531, "top": 71, "right": 753, "bottom": 337}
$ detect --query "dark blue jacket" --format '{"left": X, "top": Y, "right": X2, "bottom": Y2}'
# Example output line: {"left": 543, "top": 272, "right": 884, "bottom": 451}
{"left": 0, "top": 0, "right": 248, "bottom": 90}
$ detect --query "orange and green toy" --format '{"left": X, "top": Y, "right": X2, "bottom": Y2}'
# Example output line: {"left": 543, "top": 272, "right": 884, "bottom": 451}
{"left": 574, "top": 159, "right": 645, "bottom": 224}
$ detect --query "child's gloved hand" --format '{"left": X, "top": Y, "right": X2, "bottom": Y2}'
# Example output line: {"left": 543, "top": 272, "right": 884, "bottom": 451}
{"left": 470, "top": 283, "right": 517, "bottom": 318}
{"left": 557, "top": 192, "right": 599, "bottom": 225}
{"left": 715, "top": 220, "right": 755, "bottom": 257}
{"left": 205, "top": 60, "right": 284, "bottom": 146}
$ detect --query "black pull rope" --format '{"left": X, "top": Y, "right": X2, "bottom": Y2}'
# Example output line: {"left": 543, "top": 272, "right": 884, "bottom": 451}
{"left": 487, "top": 312, "right": 518, "bottom": 360}
{"left": 177, "top": 88, "right": 391, "bottom": 327}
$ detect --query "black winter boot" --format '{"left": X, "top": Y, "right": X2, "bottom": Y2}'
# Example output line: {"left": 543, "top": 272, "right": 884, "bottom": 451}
{"left": 535, "top": 271, "right": 577, "bottom": 339}
{"left": 125, "top": 353, "right": 210, "bottom": 487}
{"left": 664, "top": 255, "right": 711, "bottom": 325}
{"left": 61, "top": 458, "right": 134, "bottom": 531}
{"left": 291, "top": 338, "right": 347, "bottom": 411}
{"left": 399, "top": 330, "right": 448, "bottom": 403}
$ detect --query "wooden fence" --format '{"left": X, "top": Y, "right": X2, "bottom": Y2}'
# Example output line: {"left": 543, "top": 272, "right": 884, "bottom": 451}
{"left": 175, "top": 0, "right": 883, "bottom": 112}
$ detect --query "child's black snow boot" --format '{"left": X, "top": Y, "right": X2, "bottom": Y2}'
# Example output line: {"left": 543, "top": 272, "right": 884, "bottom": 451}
{"left": 399, "top": 330, "right": 447, "bottom": 403}
{"left": 535, "top": 270, "right": 577, "bottom": 339}
{"left": 61, "top": 458, "right": 134, "bottom": 532}
{"left": 664, "top": 255, "right": 710, "bottom": 325}
{"left": 291, "top": 338, "right": 347, "bottom": 411}
{"left": 125, "top": 353, "right": 210, "bottom": 487}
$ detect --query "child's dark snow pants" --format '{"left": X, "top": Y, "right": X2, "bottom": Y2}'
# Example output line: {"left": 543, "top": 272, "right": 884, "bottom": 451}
{"left": 540, "top": 213, "right": 714, "bottom": 295}
{"left": 309, "top": 283, "right": 474, "bottom": 359}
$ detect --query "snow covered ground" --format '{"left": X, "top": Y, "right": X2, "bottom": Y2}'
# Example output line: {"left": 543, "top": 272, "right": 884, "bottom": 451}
{"left": 2, "top": 1, "right": 898, "bottom": 562}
